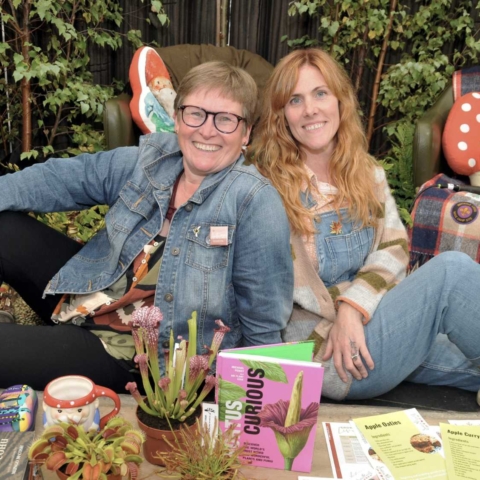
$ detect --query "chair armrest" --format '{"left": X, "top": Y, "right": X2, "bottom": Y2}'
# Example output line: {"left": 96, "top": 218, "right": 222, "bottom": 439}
{"left": 104, "top": 93, "right": 136, "bottom": 150}
{"left": 413, "top": 84, "right": 454, "bottom": 187}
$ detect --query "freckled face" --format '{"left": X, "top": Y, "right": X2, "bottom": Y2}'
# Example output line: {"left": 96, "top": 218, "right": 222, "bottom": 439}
{"left": 174, "top": 89, "right": 251, "bottom": 182}
{"left": 284, "top": 65, "right": 340, "bottom": 165}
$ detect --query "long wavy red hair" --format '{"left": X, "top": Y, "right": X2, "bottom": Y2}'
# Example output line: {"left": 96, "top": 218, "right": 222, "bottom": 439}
{"left": 252, "top": 48, "right": 382, "bottom": 236}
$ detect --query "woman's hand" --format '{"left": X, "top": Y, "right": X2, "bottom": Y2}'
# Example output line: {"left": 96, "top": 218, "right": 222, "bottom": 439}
{"left": 322, "top": 302, "right": 374, "bottom": 382}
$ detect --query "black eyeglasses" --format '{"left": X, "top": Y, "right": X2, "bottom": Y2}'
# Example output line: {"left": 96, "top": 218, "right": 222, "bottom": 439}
{"left": 178, "top": 105, "right": 245, "bottom": 134}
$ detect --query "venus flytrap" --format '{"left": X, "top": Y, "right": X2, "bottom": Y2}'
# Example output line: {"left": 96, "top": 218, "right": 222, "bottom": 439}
{"left": 28, "top": 417, "right": 144, "bottom": 480}
{"left": 126, "top": 306, "right": 230, "bottom": 422}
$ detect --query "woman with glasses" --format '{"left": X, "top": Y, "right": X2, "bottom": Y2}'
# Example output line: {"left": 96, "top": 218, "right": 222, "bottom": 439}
{"left": 0, "top": 61, "right": 293, "bottom": 391}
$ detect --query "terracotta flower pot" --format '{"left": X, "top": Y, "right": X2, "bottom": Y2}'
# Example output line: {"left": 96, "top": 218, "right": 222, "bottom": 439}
{"left": 136, "top": 407, "right": 199, "bottom": 466}
{"left": 56, "top": 470, "right": 121, "bottom": 480}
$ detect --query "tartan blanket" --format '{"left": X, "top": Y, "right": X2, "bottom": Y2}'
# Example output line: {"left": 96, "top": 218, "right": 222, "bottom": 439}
{"left": 453, "top": 65, "right": 480, "bottom": 100}
{"left": 408, "top": 173, "right": 480, "bottom": 271}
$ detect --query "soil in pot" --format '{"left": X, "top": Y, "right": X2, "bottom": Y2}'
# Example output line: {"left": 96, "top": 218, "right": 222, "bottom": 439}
{"left": 56, "top": 468, "right": 121, "bottom": 480}
{"left": 136, "top": 406, "right": 199, "bottom": 430}
{"left": 136, "top": 406, "right": 201, "bottom": 466}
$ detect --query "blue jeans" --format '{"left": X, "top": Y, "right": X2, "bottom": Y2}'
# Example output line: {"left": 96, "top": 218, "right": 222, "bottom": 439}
{"left": 346, "top": 251, "right": 480, "bottom": 400}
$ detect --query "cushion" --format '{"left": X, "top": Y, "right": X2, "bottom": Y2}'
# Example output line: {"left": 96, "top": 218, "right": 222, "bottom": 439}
{"left": 129, "top": 46, "right": 176, "bottom": 135}
{"left": 154, "top": 44, "right": 274, "bottom": 122}
{"left": 442, "top": 92, "right": 480, "bottom": 177}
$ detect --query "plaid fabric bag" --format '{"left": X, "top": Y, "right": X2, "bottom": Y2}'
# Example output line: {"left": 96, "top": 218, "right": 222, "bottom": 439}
{"left": 453, "top": 65, "right": 480, "bottom": 100}
{"left": 408, "top": 173, "right": 480, "bottom": 271}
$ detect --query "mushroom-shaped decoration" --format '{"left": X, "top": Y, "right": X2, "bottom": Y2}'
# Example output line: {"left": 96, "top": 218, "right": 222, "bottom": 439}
{"left": 442, "top": 92, "right": 480, "bottom": 186}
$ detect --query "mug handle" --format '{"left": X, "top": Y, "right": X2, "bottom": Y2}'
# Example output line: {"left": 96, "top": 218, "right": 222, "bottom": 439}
{"left": 93, "top": 385, "right": 121, "bottom": 429}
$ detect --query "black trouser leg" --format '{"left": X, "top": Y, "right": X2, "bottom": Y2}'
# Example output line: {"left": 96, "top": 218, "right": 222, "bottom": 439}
{"left": 0, "top": 211, "right": 141, "bottom": 392}
{"left": 0, "top": 211, "right": 83, "bottom": 322}
{"left": 0, "top": 323, "right": 140, "bottom": 392}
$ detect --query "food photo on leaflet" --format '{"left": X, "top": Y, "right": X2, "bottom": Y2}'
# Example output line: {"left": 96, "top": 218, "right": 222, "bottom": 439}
{"left": 251, "top": 47, "right": 480, "bottom": 404}
{"left": 0, "top": 60, "right": 293, "bottom": 402}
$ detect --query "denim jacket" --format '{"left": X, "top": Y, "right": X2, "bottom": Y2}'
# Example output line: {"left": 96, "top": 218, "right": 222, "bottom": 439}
{"left": 0, "top": 133, "right": 293, "bottom": 363}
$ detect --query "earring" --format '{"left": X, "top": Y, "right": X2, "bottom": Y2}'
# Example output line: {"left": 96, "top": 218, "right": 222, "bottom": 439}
{"left": 241, "top": 144, "right": 247, "bottom": 151}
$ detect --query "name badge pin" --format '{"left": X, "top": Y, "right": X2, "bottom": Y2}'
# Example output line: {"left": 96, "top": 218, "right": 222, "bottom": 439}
{"left": 209, "top": 226, "right": 229, "bottom": 246}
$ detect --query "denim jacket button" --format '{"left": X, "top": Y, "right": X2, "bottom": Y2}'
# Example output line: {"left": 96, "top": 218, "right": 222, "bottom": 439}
{"left": 171, "top": 247, "right": 180, "bottom": 256}
{"left": 164, "top": 293, "right": 173, "bottom": 302}
{"left": 162, "top": 340, "right": 170, "bottom": 348}
{"left": 185, "top": 203, "right": 193, "bottom": 212}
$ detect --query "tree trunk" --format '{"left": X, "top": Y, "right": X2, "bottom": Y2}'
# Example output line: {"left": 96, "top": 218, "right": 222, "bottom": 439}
{"left": 21, "top": 0, "right": 32, "bottom": 153}
{"left": 354, "top": 28, "right": 369, "bottom": 93}
{"left": 366, "top": 0, "right": 397, "bottom": 146}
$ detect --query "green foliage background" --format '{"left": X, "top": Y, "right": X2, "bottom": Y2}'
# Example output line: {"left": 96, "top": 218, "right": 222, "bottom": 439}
{"left": 0, "top": 0, "right": 168, "bottom": 240}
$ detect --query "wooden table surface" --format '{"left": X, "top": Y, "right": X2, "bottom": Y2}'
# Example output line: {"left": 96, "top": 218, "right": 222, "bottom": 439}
{"left": 32, "top": 393, "right": 480, "bottom": 480}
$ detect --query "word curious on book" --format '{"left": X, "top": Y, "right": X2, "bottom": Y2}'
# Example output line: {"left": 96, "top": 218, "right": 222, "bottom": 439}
{"left": 224, "top": 367, "right": 265, "bottom": 435}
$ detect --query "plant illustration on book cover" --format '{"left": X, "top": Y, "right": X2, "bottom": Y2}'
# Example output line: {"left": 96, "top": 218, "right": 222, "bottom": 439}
{"left": 216, "top": 341, "right": 324, "bottom": 473}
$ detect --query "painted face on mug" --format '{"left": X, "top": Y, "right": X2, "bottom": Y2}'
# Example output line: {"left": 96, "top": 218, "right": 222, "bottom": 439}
{"left": 44, "top": 403, "right": 99, "bottom": 430}
{"left": 174, "top": 89, "right": 251, "bottom": 182}
{"left": 284, "top": 64, "right": 340, "bottom": 165}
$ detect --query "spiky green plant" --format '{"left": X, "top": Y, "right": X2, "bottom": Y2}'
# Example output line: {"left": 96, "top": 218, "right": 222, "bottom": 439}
{"left": 155, "top": 418, "right": 249, "bottom": 479}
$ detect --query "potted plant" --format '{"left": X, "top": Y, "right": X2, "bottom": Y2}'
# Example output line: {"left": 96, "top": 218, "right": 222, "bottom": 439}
{"left": 28, "top": 416, "right": 144, "bottom": 480}
{"left": 155, "top": 418, "right": 250, "bottom": 479}
{"left": 125, "top": 306, "right": 229, "bottom": 465}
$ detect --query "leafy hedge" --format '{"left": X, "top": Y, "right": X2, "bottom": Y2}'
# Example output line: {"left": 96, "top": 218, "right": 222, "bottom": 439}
{"left": 0, "top": 0, "right": 168, "bottom": 240}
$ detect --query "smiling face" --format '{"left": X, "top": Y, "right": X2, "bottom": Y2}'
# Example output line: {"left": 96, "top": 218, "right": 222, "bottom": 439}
{"left": 174, "top": 88, "right": 251, "bottom": 184}
{"left": 284, "top": 64, "right": 340, "bottom": 167}
{"left": 43, "top": 401, "right": 98, "bottom": 430}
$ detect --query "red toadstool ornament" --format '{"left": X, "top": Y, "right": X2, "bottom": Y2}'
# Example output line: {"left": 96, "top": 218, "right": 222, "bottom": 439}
{"left": 442, "top": 92, "right": 480, "bottom": 186}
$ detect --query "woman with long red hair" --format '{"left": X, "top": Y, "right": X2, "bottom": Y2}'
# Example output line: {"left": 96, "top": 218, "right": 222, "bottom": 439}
{"left": 253, "top": 48, "right": 480, "bottom": 403}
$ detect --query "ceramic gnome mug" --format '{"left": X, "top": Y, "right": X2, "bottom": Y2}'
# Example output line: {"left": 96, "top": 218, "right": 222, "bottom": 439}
{"left": 43, "top": 375, "right": 121, "bottom": 431}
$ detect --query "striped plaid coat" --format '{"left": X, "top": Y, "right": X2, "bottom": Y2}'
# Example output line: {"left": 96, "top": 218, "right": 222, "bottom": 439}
{"left": 283, "top": 167, "right": 409, "bottom": 399}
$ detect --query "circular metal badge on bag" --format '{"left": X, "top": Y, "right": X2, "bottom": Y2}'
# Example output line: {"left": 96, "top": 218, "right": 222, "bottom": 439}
{"left": 451, "top": 201, "right": 478, "bottom": 224}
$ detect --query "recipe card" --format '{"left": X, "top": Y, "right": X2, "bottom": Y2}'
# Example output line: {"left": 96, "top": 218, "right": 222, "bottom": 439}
{"left": 440, "top": 423, "right": 480, "bottom": 479}
{"left": 352, "top": 408, "right": 446, "bottom": 480}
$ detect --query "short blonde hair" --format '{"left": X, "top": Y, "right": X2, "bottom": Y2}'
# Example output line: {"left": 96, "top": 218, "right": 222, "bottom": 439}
{"left": 174, "top": 61, "right": 258, "bottom": 127}
{"left": 253, "top": 48, "right": 382, "bottom": 235}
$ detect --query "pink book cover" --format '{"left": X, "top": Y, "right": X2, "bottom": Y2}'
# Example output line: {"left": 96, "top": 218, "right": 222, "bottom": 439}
{"left": 216, "top": 341, "right": 324, "bottom": 473}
